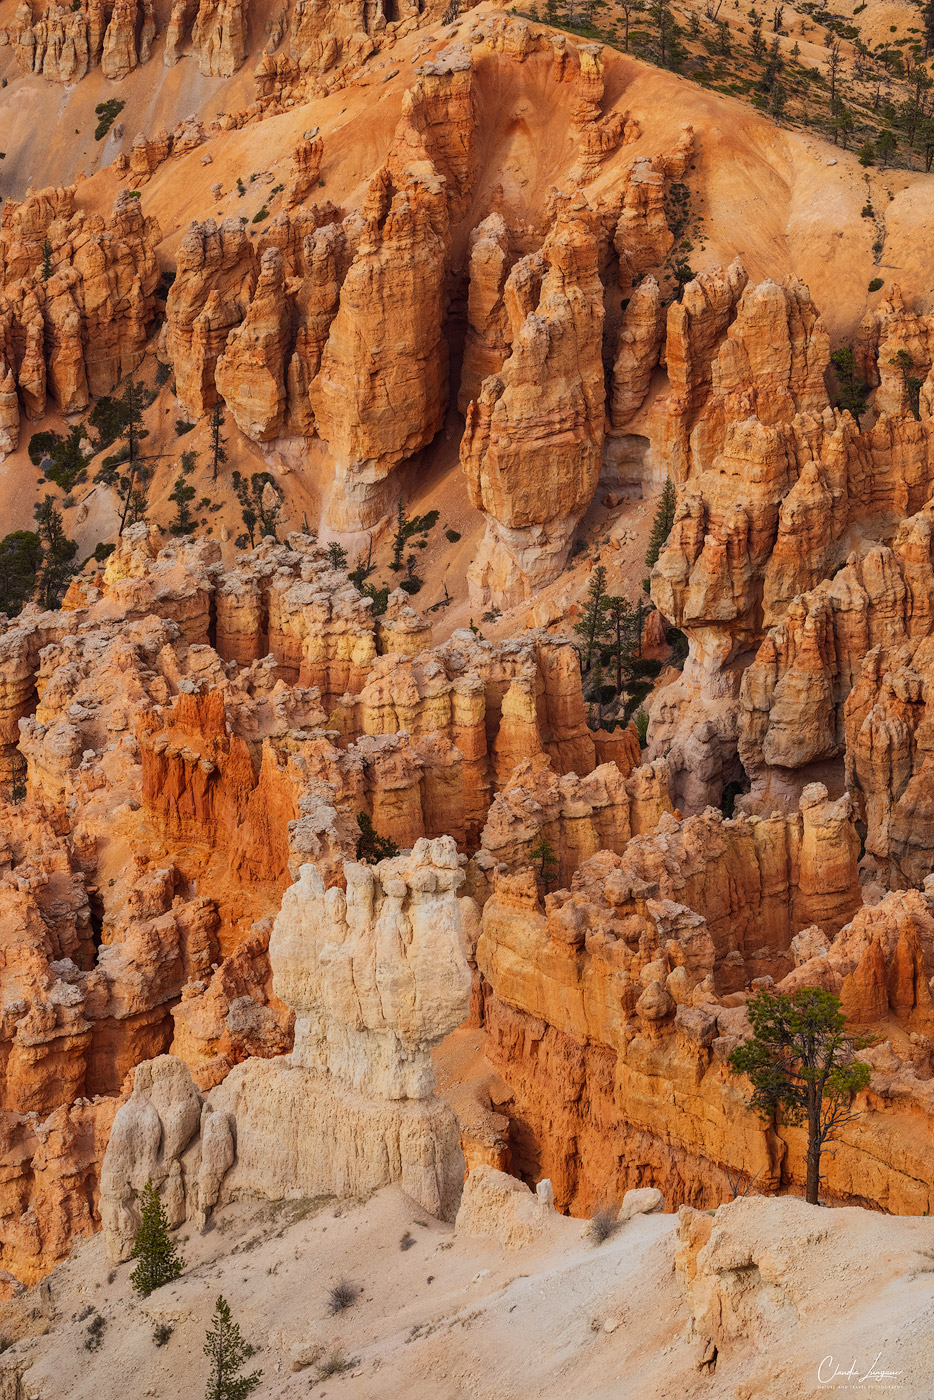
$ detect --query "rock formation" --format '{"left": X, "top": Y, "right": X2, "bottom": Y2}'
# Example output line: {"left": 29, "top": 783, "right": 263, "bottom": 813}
{"left": 309, "top": 164, "right": 450, "bottom": 530}
{"left": 100, "top": 837, "right": 473, "bottom": 1255}
{"left": 0, "top": 188, "right": 160, "bottom": 451}
{"left": 461, "top": 199, "right": 606, "bottom": 608}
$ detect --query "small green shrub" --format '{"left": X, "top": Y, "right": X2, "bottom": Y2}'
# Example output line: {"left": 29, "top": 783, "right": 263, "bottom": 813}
{"left": 868, "top": 277, "right": 883, "bottom": 293}
{"left": 175, "top": 419, "right": 195, "bottom": 436}
{"left": 84, "top": 1314, "right": 106, "bottom": 1351}
{"left": 444, "top": 528, "right": 461, "bottom": 543}
{"left": 153, "top": 1322, "right": 173, "bottom": 1347}
{"left": 251, "top": 206, "right": 269, "bottom": 223}
{"left": 94, "top": 99, "right": 124, "bottom": 141}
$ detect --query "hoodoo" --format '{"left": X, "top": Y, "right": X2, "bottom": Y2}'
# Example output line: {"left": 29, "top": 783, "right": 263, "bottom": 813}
{"left": 2, "top": 0, "right": 934, "bottom": 1394}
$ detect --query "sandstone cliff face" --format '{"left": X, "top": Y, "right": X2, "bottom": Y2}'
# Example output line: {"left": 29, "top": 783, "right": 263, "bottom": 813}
{"left": 99, "top": 837, "right": 473, "bottom": 1255}
{"left": 309, "top": 164, "right": 450, "bottom": 530}
{"left": 215, "top": 246, "right": 291, "bottom": 441}
{"left": 0, "top": 523, "right": 626, "bottom": 1282}
{"left": 844, "top": 635, "right": 934, "bottom": 890}
{"left": 739, "top": 502, "right": 934, "bottom": 777}
{"left": 461, "top": 200, "right": 605, "bottom": 609}
{"left": 0, "top": 188, "right": 160, "bottom": 451}
{"left": 11, "top": 0, "right": 152, "bottom": 82}
{"left": 166, "top": 217, "right": 257, "bottom": 420}
{"left": 475, "top": 792, "right": 932, "bottom": 1217}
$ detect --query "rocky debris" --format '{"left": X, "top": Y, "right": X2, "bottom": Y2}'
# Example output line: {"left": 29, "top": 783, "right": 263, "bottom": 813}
{"left": 455, "top": 1164, "right": 554, "bottom": 1248}
{"left": 0, "top": 188, "right": 160, "bottom": 451}
{"left": 618, "top": 1185, "right": 664, "bottom": 1220}
{"left": 100, "top": 838, "right": 474, "bottom": 1256}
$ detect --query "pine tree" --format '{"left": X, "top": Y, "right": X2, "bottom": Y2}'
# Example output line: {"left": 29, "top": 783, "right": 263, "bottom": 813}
{"left": 210, "top": 401, "right": 228, "bottom": 482}
{"left": 40, "top": 238, "right": 54, "bottom": 282}
{"left": 326, "top": 542, "right": 349, "bottom": 570}
{"left": 169, "top": 472, "right": 197, "bottom": 535}
{"left": 574, "top": 564, "right": 610, "bottom": 669}
{"left": 729, "top": 989, "right": 870, "bottom": 1205}
{"left": 129, "top": 1179, "right": 185, "bottom": 1297}
{"left": 644, "top": 477, "right": 677, "bottom": 578}
{"left": 33, "top": 497, "right": 77, "bottom": 610}
{"left": 355, "top": 812, "right": 399, "bottom": 863}
{"left": 604, "top": 594, "right": 635, "bottom": 694}
{"left": 94, "top": 380, "right": 150, "bottom": 536}
{"left": 203, "top": 1296, "right": 263, "bottom": 1400}
{"left": 527, "top": 836, "right": 558, "bottom": 891}
{"left": 830, "top": 346, "right": 868, "bottom": 424}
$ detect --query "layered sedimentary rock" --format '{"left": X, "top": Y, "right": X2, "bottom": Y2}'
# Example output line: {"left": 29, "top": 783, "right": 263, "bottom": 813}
{"left": 478, "top": 754, "right": 671, "bottom": 888}
{"left": 100, "top": 837, "right": 473, "bottom": 1255}
{"left": 11, "top": 0, "right": 153, "bottom": 82}
{"left": 389, "top": 44, "right": 478, "bottom": 220}
{"left": 309, "top": 164, "right": 450, "bottom": 529}
{"left": 461, "top": 200, "right": 605, "bottom": 608}
{"left": 0, "top": 188, "right": 160, "bottom": 450}
{"left": 646, "top": 261, "right": 934, "bottom": 815}
{"left": 458, "top": 213, "right": 514, "bottom": 413}
{"left": 739, "top": 501, "right": 934, "bottom": 776}
{"left": 610, "top": 274, "right": 665, "bottom": 430}
{"left": 215, "top": 246, "right": 291, "bottom": 440}
{"left": 0, "top": 806, "right": 220, "bottom": 1285}
{"left": 475, "top": 790, "right": 933, "bottom": 1217}
{"left": 165, "top": 216, "right": 257, "bottom": 419}
{"left": 844, "top": 636, "right": 934, "bottom": 890}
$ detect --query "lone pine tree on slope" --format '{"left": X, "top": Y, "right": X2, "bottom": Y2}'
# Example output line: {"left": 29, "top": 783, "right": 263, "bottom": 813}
{"left": 129, "top": 1178, "right": 185, "bottom": 1296}
{"left": 204, "top": 1295, "right": 263, "bottom": 1400}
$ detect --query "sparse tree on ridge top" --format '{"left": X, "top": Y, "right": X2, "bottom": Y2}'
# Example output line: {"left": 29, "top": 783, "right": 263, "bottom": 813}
{"left": 129, "top": 1178, "right": 185, "bottom": 1296}
{"left": 728, "top": 988, "right": 871, "bottom": 1205}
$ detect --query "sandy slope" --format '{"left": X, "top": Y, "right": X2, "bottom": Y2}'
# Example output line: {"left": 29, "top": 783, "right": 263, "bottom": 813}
{"left": 1, "top": 1185, "right": 933, "bottom": 1400}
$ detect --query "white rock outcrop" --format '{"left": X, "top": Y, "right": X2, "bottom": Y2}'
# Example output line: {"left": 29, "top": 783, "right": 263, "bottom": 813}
{"left": 101, "top": 838, "right": 474, "bottom": 1258}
